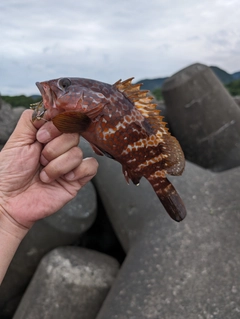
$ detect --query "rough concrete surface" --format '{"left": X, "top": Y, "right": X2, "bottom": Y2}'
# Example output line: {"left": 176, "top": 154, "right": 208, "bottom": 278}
{"left": 84, "top": 152, "right": 240, "bottom": 319}
{"left": 0, "top": 100, "right": 24, "bottom": 144}
{"left": 13, "top": 247, "right": 119, "bottom": 319}
{"left": 162, "top": 63, "right": 240, "bottom": 171}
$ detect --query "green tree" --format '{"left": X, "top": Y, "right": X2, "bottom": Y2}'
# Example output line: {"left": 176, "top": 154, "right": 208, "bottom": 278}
{"left": 225, "top": 80, "right": 240, "bottom": 96}
{"left": 1, "top": 95, "right": 41, "bottom": 108}
{"left": 152, "top": 88, "right": 163, "bottom": 101}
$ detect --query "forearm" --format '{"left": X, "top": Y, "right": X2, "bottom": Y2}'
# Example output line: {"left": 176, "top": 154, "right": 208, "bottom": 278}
{"left": 0, "top": 207, "right": 29, "bottom": 284}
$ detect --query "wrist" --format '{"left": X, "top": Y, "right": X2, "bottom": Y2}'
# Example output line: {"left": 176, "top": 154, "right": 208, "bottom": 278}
{"left": 0, "top": 205, "right": 29, "bottom": 241}
{"left": 0, "top": 207, "right": 29, "bottom": 284}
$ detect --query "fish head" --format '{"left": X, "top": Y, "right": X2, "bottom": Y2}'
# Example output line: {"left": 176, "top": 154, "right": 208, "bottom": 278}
{"left": 36, "top": 77, "right": 111, "bottom": 120}
{"left": 36, "top": 78, "right": 83, "bottom": 119}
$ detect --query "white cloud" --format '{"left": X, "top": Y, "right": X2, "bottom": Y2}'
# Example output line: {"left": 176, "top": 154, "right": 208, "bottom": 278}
{"left": 0, "top": 0, "right": 239, "bottom": 95}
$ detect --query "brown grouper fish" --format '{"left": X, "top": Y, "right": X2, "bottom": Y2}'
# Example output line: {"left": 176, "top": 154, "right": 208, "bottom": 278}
{"left": 32, "top": 77, "right": 186, "bottom": 222}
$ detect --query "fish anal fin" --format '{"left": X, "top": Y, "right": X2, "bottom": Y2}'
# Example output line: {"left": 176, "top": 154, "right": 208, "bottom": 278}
{"left": 147, "top": 172, "right": 187, "bottom": 222}
{"left": 52, "top": 111, "right": 91, "bottom": 134}
{"left": 160, "top": 134, "right": 185, "bottom": 176}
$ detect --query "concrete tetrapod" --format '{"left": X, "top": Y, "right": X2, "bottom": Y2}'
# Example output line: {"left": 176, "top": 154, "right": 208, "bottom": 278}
{"left": 13, "top": 247, "right": 119, "bottom": 319}
{"left": 0, "top": 182, "right": 97, "bottom": 319}
{"left": 162, "top": 63, "right": 240, "bottom": 172}
{"left": 0, "top": 101, "right": 24, "bottom": 145}
{"left": 88, "top": 154, "right": 240, "bottom": 319}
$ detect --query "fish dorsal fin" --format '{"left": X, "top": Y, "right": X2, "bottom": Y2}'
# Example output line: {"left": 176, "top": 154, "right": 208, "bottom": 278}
{"left": 114, "top": 78, "right": 168, "bottom": 132}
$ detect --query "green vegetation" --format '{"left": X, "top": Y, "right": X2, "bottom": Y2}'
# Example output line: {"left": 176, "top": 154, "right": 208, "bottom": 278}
{"left": 225, "top": 79, "right": 240, "bottom": 96}
{"left": 1, "top": 95, "right": 41, "bottom": 108}
{"left": 152, "top": 88, "right": 163, "bottom": 101}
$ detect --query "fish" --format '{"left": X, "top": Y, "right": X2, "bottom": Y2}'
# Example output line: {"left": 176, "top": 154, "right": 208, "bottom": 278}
{"left": 33, "top": 77, "right": 186, "bottom": 222}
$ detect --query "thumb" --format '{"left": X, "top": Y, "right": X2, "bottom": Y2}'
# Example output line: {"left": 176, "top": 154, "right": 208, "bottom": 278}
{"left": 4, "top": 110, "right": 45, "bottom": 147}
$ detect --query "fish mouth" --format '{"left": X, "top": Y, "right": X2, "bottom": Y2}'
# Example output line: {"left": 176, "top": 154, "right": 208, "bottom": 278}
{"left": 35, "top": 81, "right": 56, "bottom": 110}
{"left": 35, "top": 81, "right": 56, "bottom": 121}
{"left": 35, "top": 82, "right": 54, "bottom": 107}
{"left": 36, "top": 82, "right": 45, "bottom": 96}
{"left": 35, "top": 81, "right": 64, "bottom": 121}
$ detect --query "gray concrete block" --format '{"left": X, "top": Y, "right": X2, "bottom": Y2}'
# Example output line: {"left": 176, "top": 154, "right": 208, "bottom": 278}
{"left": 0, "top": 182, "right": 97, "bottom": 318}
{"left": 162, "top": 63, "right": 240, "bottom": 171}
{"left": 0, "top": 101, "right": 23, "bottom": 144}
{"left": 13, "top": 247, "right": 119, "bottom": 319}
{"left": 87, "top": 155, "right": 240, "bottom": 319}
{"left": 234, "top": 96, "right": 240, "bottom": 107}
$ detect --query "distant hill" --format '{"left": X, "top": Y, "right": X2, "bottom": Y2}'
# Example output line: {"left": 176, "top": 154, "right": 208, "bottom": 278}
{"left": 30, "top": 94, "right": 41, "bottom": 100}
{"left": 232, "top": 72, "right": 240, "bottom": 80}
{"left": 137, "top": 66, "right": 240, "bottom": 91}
{"left": 209, "top": 66, "right": 234, "bottom": 84}
{"left": 135, "top": 77, "right": 168, "bottom": 91}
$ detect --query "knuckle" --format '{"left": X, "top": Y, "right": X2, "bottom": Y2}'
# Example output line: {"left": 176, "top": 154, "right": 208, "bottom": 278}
{"left": 70, "top": 133, "right": 80, "bottom": 145}
{"left": 44, "top": 164, "right": 59, "bottom": 179}
{"left": 42, "top": 144, "right": 55, "bottom": 159}
{"left": 71, "top": 146, "right": 83, "bottom": 160}
{"left": 64, "top": 133, "right": 79, "bottom": 147}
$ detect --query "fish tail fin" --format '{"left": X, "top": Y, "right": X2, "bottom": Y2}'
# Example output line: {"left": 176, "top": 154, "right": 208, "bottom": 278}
{"left": 147, "top": 174, "right": 187, "bottom": 222}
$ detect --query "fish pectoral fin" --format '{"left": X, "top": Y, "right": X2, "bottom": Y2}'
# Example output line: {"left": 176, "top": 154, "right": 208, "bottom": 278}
{"left": 147, "top": 174, "right": 187, "bottom": 222}
{"left": 52, "top": 111, "right": 91, "bottom": 134}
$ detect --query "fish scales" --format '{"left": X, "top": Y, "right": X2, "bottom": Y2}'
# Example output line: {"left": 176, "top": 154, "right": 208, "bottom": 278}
{"left": 33, "top": 77, "right": 186, "bottom": 222}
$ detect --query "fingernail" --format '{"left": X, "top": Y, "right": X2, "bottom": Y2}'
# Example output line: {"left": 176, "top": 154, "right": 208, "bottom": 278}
{"left": 40, "top": 171, "right": 50, "bottom": 183}
{"left": 37, "top": 129, "right": 50, "bottom": 143}
{"left": 65, "top": 171, "right": 75, "bottom": 181}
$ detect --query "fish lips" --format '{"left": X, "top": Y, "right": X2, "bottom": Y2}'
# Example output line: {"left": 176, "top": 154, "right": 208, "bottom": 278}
{"left": 36, "top": 82, "right": 45, "bottom": 96}
{"left": 36, "top": 81, "right": 55, "bottom": 110}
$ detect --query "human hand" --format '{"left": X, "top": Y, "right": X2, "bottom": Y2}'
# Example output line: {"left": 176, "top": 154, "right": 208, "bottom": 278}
{"left": 0, "top": 110, "right": 98, "bottom": 230}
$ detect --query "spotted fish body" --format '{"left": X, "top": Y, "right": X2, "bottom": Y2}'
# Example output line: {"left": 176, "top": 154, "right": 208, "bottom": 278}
{"left": 35, "top": 77, "right": 186, "bottom": 222}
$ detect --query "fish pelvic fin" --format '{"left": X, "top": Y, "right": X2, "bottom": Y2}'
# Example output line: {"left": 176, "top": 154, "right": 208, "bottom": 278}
{"left": 147, "top": 172, "right": 187, "bottom": 222}
{"left": 52, "top": 111, "right": 91, "bottom": 134}
{"left": 122, "top": 165, "right": 142, "bottom": 185}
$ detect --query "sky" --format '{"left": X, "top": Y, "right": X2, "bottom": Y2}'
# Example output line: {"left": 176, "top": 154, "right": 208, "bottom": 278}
{"left": 0, "top": 0, "right": 240, "bottom": 95}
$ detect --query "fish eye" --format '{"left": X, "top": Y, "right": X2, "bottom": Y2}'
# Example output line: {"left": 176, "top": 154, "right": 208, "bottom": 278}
{"left": 58, "top": 78, "right": 72, "bottom": 90}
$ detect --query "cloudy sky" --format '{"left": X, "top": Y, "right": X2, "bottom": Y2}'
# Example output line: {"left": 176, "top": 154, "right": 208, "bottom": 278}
{"left": 0, "top": 0, "right": 239, "bottom": 95}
